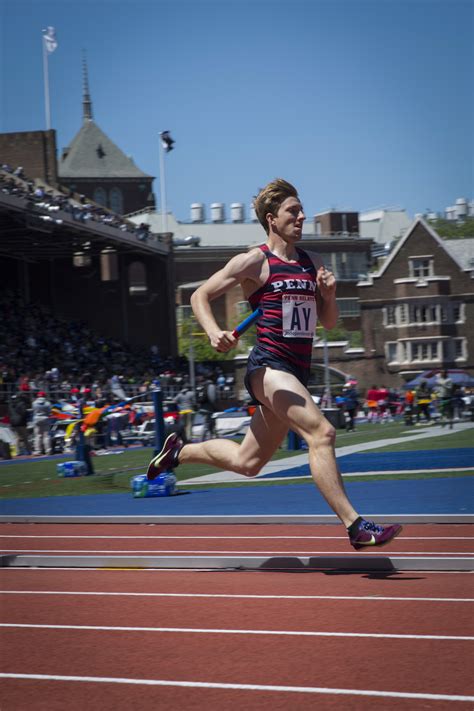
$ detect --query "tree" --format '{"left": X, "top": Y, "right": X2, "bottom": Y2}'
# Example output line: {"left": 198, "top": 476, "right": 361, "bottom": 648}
{"left": 316, "top": 319, "right": 362, "bottom": 347}
{"left": 178, "top": 313, "right": 253, "bottom": 363}
{"left": 427, "top": 217, "right": 474, "bottom": 239}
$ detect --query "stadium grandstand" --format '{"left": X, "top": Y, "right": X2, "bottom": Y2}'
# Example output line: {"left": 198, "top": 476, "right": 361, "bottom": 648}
{"left": 0, "top": 164, "right": 181, "bottom": 412}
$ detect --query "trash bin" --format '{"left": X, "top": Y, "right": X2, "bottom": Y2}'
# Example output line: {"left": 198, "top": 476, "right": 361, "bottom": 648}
{"left": 321, "top": 408, "right": 345, "bottom": 429}
{"left": 0, "top": 441, "right": 12, "bottom": 459}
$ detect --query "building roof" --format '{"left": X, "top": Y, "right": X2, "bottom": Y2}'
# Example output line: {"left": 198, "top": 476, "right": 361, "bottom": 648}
{"left": 59, "top": 57, "right": 152, "bottom": 181}
{"left": 128, "top": 211, "right": 266, "bottom": 248}
{"left": 359, "top": 208, "right": 412, "bottom": 245}
{"left": 359, "top": 218, "right": 474, "bottom": 284}
{"left": 443, "top": 238, "right": 474, "bottom": 271}
{"left": 58, "top": 120, "right": 152, "bottom": 179}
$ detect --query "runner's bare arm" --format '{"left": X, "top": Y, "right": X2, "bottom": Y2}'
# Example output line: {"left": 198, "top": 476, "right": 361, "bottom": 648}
{"left": 306, "top": 251, "right": 339, "bottom": 330}
{"left": 190, "top": 250, "right": 265, "bottom": 353}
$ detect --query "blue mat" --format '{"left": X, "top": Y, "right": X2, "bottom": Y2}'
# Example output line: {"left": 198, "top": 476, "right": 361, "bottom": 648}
{"left": 1, "top": 477, "right": 472, "bottom": 516}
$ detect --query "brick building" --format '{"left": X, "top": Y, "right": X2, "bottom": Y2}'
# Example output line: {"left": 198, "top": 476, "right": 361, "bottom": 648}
{"left": 0, "top": 129, "right": 58, "bottom": 185}
{"left": 347, "top": 219, "right": 474, "bottom": 389}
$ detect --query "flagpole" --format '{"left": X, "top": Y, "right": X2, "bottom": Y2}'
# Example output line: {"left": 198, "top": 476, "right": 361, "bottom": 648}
{"left": 159, "top": 132, "right": 168, "bottom": 234}
{"left": 42, "top": 34, "right": 51, "bottom": 130}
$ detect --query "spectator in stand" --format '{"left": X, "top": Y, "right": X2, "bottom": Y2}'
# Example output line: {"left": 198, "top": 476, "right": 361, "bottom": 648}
{"left": 31, "top": 391, "right": 52, "bottom": 455}
{"left": 376, "top": 385, "right": 389, "bottom": 422}
{"left": 196, "top": 378, "right": 218, "bottom": 439}
{"left": 8, "top": 393, "right": 31, "bottom": 455}
{"left": 175, "top": 384, "right": 195, "bottom": 442}
{"left": 366, "top": 385, "right": 381, "bottom": 423}
{"left": 415, "top": 380, "right": 433, "bottom": 424}
{"left": 343, "top": 382, "right": 359, "bottom": 432}
{"left": 387, "top": 388, "right": 402, "bottom": 420}
{"left": 404, "top": 389, "right": 415, "bottom": 425}
{"left": 436, "top": 370, "right": 454, "bottom": 428}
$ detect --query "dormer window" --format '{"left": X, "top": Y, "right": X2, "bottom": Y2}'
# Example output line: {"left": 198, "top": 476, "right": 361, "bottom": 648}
{"left": 409, "top": 256, "right": 433, "bottom": 278}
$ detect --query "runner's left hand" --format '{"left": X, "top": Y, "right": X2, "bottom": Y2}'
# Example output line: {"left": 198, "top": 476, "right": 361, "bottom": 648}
{"left": 317, "top": 266, "right": 336, "bottom": 298}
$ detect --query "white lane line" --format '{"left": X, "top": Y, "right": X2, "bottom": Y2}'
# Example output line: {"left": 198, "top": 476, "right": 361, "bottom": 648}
{"left": 1, "top": 622, "right": 472, "bottom": 641}
{"left": 0, "top": 673, "right": 473, "bottom": 703}
{"left": 1, "top": 548, "right": 472, "bottom": 555}
{"left": 2, "top": 535, "right": 473, "bottom": 540}
{"left": 1, "top": 590, "right": 473, "bottom": 602}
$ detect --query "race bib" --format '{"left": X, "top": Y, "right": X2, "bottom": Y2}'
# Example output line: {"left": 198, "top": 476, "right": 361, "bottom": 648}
{"left": 282, "top": 294, "right": 317, "bottom": 338}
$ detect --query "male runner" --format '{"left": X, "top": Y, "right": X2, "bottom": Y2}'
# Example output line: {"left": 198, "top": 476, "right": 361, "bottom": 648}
{"left": 148, "top": 178, "right": 402, "bottom": 550}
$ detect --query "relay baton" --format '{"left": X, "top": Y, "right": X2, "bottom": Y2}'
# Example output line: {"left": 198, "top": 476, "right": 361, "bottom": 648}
{"left": 232, "top": 308, "right": 262, "bottom": 338}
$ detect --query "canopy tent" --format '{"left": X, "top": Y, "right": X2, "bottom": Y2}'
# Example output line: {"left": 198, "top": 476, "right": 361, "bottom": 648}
{"left": 404, "top": 369, "right": 474, "bottom": 389}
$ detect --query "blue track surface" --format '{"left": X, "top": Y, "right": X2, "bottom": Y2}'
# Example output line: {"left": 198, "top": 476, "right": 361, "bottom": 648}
{"left": 261, "top": 448, "right": 474, "bottom": 478}
{"left": 1, "top": 476, "right": 473, "bottom": 516}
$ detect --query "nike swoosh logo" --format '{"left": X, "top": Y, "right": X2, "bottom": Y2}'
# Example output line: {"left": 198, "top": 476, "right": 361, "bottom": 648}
{"left": 302, "top": 267, "right": 312, "bottom": 272}
{"left": 360, "top": 535, "right": 376, "bottom": 545}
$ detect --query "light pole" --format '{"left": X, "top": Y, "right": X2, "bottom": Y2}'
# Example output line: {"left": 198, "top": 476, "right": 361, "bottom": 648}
{"left": 158, "top": 133, "right": 168, "bottom": 234}
{"left": 323, "top": 332, "right": 332, "bottom": 408}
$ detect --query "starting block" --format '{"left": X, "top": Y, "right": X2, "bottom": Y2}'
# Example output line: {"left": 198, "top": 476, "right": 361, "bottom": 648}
{"left": 131, "top": 472, "right": 177, "bottom": 498}
{"left": 57, "top": 461, "right": 88, "bottom": 478}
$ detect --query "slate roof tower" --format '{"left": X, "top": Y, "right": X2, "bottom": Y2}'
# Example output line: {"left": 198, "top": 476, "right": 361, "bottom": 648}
{"left": 58, "top": 56, "right": 155, "bottom": 215}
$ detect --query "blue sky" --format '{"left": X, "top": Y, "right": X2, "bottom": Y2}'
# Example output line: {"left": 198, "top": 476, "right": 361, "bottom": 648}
{"left": 1, "top": 0, "right": 472, "bottom": 222}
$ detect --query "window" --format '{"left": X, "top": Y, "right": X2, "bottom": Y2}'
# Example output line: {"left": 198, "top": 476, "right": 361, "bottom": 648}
{"left": 399, "top": 304, "right": 408, "bottom": 324}
{"left": 442, "top": 341, "right": 450, "bottom": 360}
{"left": 411, "top": 304, "right": 439, "bottom": 324}
{"left": 400, "top": 342, "right": 408, "bottom": 361}
{"left": 412, "top": 341, "right": 439, "bottom": 362}
{"left": 409, "top": 257, "right": 432, "bottom": 278}
{"left": 453, "top": 303, "right": 462, "bottom": 322}
{"left": 337, "top": 298, "right": 360, "bottom": 317}
{"left": 109, "top": 187, "right": 124, "bottom": 214}
{"left": 454, "top": 338, "right": 465, "bottom": 360}
{"left": 177, "top": 305, "right": 193, "bottom": 326}
{"left": 385, "top": 305, "right": 396, "bottom": 325}
{"left": 93, "top": 187, "right": 107, "bottom": 206}
{"left": 386, "top": 342, "right": 398, "bottom": 362}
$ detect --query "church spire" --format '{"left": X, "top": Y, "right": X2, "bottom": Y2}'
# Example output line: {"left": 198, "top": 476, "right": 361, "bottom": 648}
{"left": 82, "top": 51, "right": 93, "bottom": 122}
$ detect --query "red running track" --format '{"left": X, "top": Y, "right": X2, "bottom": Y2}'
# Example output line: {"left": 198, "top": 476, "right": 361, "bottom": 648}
{"left": 1, "top": 523, "right": 473, "bottom": 709}
{"left": 0, "top": 522, "right": 473, "bottom": 557}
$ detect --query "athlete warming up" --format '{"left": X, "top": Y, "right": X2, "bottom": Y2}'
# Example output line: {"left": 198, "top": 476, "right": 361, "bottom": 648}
{"left": 147, "top": 178, "right": 402, "bottom": 550}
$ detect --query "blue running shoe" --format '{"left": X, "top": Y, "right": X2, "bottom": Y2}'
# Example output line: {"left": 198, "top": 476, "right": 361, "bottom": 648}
{"left": 349, "top": 519, "right": 402, "bottom": 550}
{"left": 146, "top": 433, "right": 183, "bottom": 481}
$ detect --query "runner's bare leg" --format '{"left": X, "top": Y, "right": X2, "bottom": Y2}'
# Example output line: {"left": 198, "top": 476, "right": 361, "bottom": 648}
{"left": 249, "top": 368, "right": 359, "bottom": 528}
{"left": 179, "top": 403, "right": 289, "bottom": 476}
{"left": 178, "top": 367, "right": 358, "bottom": 528}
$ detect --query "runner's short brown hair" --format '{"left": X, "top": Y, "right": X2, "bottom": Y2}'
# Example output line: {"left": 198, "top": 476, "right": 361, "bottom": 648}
{"left": 254, "top": 178, "right": 299, "bottom": 234}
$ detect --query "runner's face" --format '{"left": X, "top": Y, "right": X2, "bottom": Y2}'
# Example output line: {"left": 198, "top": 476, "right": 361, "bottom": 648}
{"left": 270, "top": 197, "right": 305, "bottom": 241}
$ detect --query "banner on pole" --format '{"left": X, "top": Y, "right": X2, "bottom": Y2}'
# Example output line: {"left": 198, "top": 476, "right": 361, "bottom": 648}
{"left": 43, "top": 26, "right": 58, "bottom": 54}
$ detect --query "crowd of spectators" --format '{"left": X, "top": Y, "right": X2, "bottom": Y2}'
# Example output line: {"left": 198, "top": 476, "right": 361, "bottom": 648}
{"left": 1, "top": 165, "right": 153, "bottom": 242}
{"left": 0, "top": 290, "right": 236, "bottom": 406}
{"left": 331, "top": 378, "right": 473, "bottom": 430}
{"left": 0, "top": 289, "right": 238, "bottom": 457}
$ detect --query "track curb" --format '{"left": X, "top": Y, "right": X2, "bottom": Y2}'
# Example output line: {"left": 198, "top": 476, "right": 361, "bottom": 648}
{"left": 1, "top": 553, "right": 473, "bottom": 571}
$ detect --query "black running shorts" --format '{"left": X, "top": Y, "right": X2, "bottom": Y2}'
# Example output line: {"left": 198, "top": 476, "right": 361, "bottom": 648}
{"left": 244, "top": 345, "right": 310, "bottom": 405}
